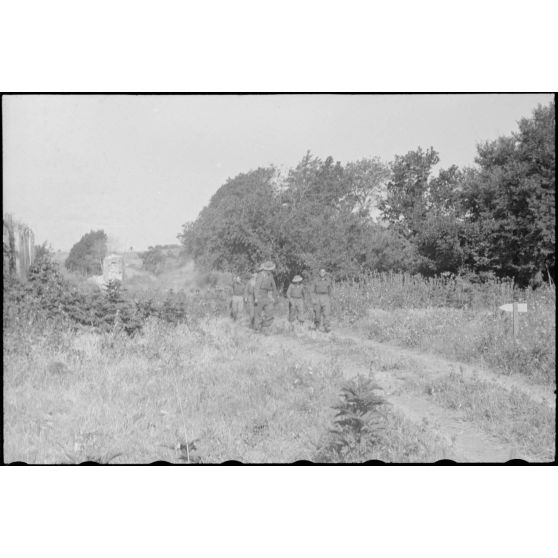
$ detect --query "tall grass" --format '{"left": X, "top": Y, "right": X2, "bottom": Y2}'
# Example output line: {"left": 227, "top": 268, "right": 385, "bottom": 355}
{"left": 4, "top": 312, "right": 453, "bottom": 463}
{"left": 4, "top": 264, "right": 554, "bottom": 462}
{"left": 408, "top": 372, "right": 555, "bottom": 461}
{"left": 331, "top": 272, "right": 555, "bottom": 385}
{"left": 332, "top": 271, "right": 540, "bottom": 320}
{"left": 3, "top": 315, "right": 344, "bottom": 463}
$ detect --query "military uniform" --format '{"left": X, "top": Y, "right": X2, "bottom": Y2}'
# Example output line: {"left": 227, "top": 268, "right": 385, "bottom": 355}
{"left": 312, "top": 274, "right": 333, "bottom": 332}
{"left": 230, "top": 279, "right": 245, "bottom": 321}
{"left": 244, "top": 276, "right": 257, "bottom": 329}
{"left": 286, "top": 280, "right": 306, "bottom": 324}
{"left": 254, "top": 268, "right": 277, "bottom": 332}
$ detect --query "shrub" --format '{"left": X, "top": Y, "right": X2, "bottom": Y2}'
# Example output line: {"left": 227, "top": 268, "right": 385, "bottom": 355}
{"left": 4, "top": 254, "right": 145, "bottom": 335}
{"left": 315, "top": 375, "right": 387, "bottom": 462}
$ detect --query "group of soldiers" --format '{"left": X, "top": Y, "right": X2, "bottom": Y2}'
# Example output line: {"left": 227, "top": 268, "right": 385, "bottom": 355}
{"left": 229, "top": 261, "right": 333, "bottom": 334}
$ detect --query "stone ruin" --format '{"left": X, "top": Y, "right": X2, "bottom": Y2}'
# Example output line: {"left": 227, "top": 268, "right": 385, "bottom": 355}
{"left": 88, "top": 253, "right": 126, "bottom": 290}
{"left": 3, "top": 215, "right": 35, "bottom": 280}
{"left": 102, "top": 253, "right": 126, "bottom": 283}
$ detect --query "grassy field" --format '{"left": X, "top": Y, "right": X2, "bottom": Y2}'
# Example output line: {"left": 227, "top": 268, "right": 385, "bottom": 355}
{"left": 406, "top": 372, "right": 555, "bottom": 461}
{"left": 3, "top": 264, "right": 555, "bottom": 463}
{"left": 3, "top": 314, "right": 453, "bottom": 463}
{"left": 334, "top": 273, "right": 556, "bottom": 386}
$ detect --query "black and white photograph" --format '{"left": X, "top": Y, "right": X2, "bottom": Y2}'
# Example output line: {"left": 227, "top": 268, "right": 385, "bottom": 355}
{"left": 3, "top": 93, "right": 555, "bottom": 465}
{"left": 2, "top": 2, "right": 557, "bottom": 556}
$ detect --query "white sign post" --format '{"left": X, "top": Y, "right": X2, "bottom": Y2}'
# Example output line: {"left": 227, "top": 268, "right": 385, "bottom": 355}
{"left": 499, "top": 302, "right": 527, "bottom": 340}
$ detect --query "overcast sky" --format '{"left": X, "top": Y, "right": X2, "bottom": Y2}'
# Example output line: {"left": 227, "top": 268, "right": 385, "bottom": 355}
{"left": 3, "top": 93, "right": 553, "bottom": 251}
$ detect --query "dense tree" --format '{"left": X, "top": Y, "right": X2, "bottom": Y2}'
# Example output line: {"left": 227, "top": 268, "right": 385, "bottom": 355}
{"left": 344, "top": 157, "right": 392, "bottom": 217}
{"left": 179, "top": 167, "right": 280, "bottom": 275}
{"left": 181, "top": 102, "right": 554, "bottom": 286}
{"left": 65, "top": 230, "right": 107, "bottom": 276}
{"left": 181, "top": 154, "right": 409, "bottom": 285}
{"left": 460, "top": 102, "right": 555, "bottom": 284}
{"left": 380, "top": 147, "right": 440, "bottom": 237}
{"left": 380, "top": 148, "right": 466, "bottom": 275}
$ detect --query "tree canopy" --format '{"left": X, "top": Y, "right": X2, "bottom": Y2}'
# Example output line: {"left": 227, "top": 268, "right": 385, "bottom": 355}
{"left": 65, "top": 230, "right": 107, "bottom": 276}
{"left": 459, "top": 102, "right": 555, "bottom": 284}
{"left": 180, "top": 101, "right": 555, "bottom": 287}
{"left": 179, "top": 154, "right": 405, "bottom": 286}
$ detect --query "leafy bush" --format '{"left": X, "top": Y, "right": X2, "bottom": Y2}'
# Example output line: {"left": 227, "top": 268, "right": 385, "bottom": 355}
{"left": 5, "top": 254, "right": 142, "bottom": 335}
{"left": 316, "top": 375, "right": 387, "bottom": 463}
{"left": 5, "top": 251, "right": 228, "bottom": 336}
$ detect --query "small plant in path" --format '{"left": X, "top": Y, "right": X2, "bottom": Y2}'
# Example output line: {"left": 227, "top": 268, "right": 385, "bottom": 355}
{"left": 316, "top": 375, "right": 387, "bottom": 462}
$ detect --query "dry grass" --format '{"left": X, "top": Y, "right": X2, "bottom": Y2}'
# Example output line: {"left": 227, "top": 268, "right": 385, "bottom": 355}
{"left": 4, "top": 312, "right": 458, "bottom": 463}
{"left": 4, "top": 267, "right": 554, "bottom": 463}
{"left": 358, "top": 305, "right": 555, "bottom": 385}
{"left": 330, "top": 273, "right": 555, "bottom": 386}
{"left": 332, "top": 272, "right": 521, "bottom": 319}
{"left": 3, "top": 317, "right": 337, "bottom": 463}
{"left": 406, "top": 372, "right": 556, "bottom": 462}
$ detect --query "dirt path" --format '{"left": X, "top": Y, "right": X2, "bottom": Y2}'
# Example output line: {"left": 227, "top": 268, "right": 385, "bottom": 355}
{"left": 252, "top": 319, "right": 554, "bottom": 462}
{"left": 334, "top": 327, "right": 556, "bottom": 408}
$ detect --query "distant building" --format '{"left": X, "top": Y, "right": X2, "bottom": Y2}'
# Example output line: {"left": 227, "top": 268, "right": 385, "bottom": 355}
{"left": 103, "top": 253, "right": 126, "bottom": 283}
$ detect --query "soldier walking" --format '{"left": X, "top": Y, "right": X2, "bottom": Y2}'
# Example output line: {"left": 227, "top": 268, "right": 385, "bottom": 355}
{"left": 230, "top": 275, "right": 245, "bottom": 321}
{"left": 254, "top": 261, "right": 278, "bottom": 333}
{"left": 244, "top": 271, "right": 257, "bottom": 329}
{"left": 312, "top": 268, "right": 333, "bottom": 333}
{"left": 286, "top": 274, "right": 306, "bottom": 329}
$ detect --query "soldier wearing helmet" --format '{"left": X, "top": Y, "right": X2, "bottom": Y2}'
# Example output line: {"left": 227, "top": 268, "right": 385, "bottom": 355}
{"left": 286, "top": 274, "right": 307, "bottom": 328}
{"left": 244, "top": 271, "right": 258, "bottom": 329}
{"left": 311, "top": 268, "right": 333, "bottom": 333}
{"left": 254, "top": 261, "right": 278, "bottom": 333}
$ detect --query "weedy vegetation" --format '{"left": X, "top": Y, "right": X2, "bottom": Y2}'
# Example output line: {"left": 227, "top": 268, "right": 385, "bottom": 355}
{"left": 333, "top": 272, "right": 556, "bottom": 386}
{"left": 3, "top": 253, "right": 555, "bottom": 463}
{"left": 315, "top": 375, "right": 452, "bottom": 463}
{"left": 406, "top": 372, "right": 555, "bottom": 462}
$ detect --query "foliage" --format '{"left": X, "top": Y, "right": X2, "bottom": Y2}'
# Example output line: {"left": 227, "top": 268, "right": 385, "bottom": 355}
{"left": 330, "top": 271, "right": 555, "bottom": 385}
{"left": 415, "top": 373, "right": 555, "bottom": 461}
{"left": 5, "top": 254, "right": 149, "bottom": 335}
{"left": 380, "top": 146, "right": 441, "bottom": 236}
{"left": 34, "top": 241, "right": 52, "bottom": 261}
{"left": 3, "top": 316, "right": 350, "bottom": 463}
{"left": 459, "top": 102, "right": 555, "bottom": 285}
{"left": 180, "top": 101, "right": 555, "bottom": 286}
{"left": 139, "top": 244, "right": 183, "bottom": 275}
{"left": 180, "top": 167, "right": 280, "bottom": 275}
{"left": 65, "top": 229, "right": 108, "bottom": 276}
{"left": 4, "top": 249, "right": 235, "bottom": 339}
{"left": 275, "top": 153, "right": 395, "bottom": 282}
{"left": 180, "top": 153, "right": 409, "bottom": 286}
{"left": 332, "top": 271, "right": 520, "bottom": 323}
{"left": 379, "top": 148, "right": 468, "bottom": 275}
{"left": 316, "top": 375, "right": 387, "bottom": 462}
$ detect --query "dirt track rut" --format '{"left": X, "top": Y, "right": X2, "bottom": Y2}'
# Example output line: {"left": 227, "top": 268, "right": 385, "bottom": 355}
{"left": 254, "top": 320, "right": 555, "bottom": 462}
{"left": 335, "top": 327, "right": 555, "bottom": 408}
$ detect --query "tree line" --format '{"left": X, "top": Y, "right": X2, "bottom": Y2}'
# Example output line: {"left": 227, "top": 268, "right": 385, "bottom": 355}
{"left": 179, "top": 102, "right": 554, "bottom": 288}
